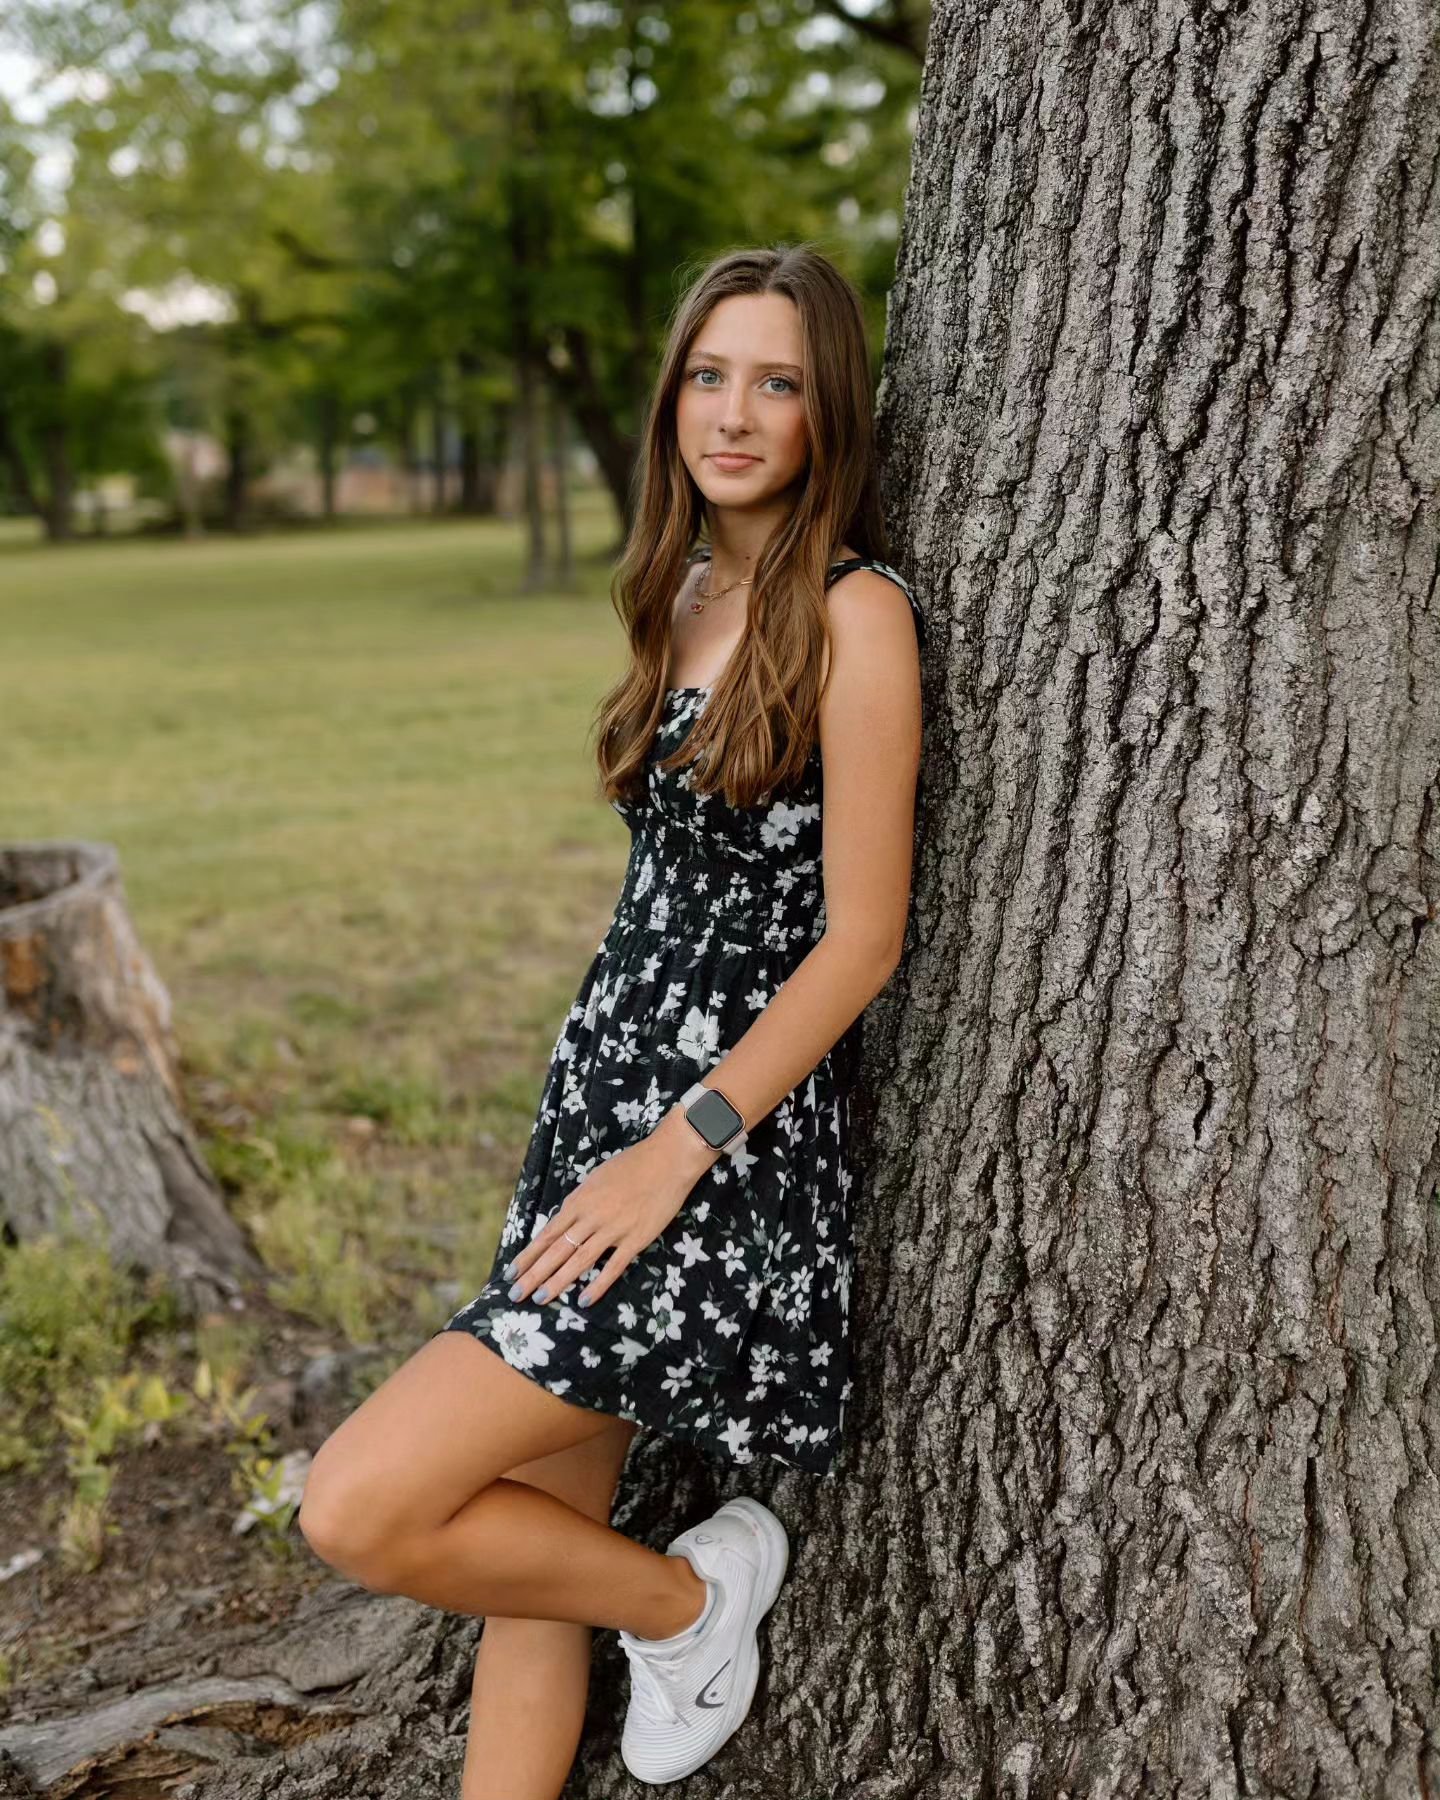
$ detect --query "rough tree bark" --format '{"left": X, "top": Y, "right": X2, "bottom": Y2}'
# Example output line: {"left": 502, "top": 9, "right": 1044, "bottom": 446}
{"left": 857, "top": 0, "right": 1440, "bottom": 1792}
{"left": 0, "top": 842, "right": 263, "bottom": 1310}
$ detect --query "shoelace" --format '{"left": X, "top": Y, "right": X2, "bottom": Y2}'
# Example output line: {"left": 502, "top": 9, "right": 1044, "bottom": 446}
{"left": 620, "top": 1628, "right": 698, "bottom": 1727}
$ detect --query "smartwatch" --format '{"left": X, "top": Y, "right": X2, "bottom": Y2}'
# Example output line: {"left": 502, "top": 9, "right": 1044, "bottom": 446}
{"left": 678, "top": 1080, "right": 748, "bottom": 1153}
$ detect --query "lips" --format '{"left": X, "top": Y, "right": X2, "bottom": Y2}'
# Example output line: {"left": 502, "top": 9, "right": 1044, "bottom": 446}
{"left": 709, "top": 453, "right": 759, "bottom": 467}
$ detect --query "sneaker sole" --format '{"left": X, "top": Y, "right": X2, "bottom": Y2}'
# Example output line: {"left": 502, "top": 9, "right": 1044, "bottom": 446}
{"left": 646, "top": 1498, "right": 790, "bottom": 1783}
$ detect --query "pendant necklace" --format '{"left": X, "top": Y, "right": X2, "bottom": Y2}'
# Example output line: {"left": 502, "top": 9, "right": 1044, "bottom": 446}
{"left": 691, "top": 566, "right": 753, "bottom": 613}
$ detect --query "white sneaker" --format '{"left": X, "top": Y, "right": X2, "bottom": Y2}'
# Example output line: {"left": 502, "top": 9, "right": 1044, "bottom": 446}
{"left": 617, "top": 1496, "right": 790, "bottom": 1784}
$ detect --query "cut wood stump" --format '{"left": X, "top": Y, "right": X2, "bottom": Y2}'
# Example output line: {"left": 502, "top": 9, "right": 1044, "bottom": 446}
{"left": 0, "top": 840, "right": 263, "bottom": 1309}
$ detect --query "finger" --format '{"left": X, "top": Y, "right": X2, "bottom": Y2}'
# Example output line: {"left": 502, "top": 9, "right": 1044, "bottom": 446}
{"left": 507, "top": 1221, "right": 597, "bottom": 1301}
{"left": 502, "top": 1210, "right": 583, "bottom": 1282}
{"left": 531, "top": 1234, "right": 609, "bottom": 1306}
{"left": 574, "top": 1242, "right": 638, "bottom": 1312}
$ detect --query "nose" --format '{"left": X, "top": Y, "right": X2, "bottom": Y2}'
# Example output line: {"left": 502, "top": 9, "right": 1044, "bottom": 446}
{"left": 720, "top": 386, "right": 754, "bottom": 434}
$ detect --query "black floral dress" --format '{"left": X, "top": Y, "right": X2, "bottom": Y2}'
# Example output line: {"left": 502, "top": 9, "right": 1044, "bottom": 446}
{"left": 441, "top": 555, "right": 926, "bottom": 1477}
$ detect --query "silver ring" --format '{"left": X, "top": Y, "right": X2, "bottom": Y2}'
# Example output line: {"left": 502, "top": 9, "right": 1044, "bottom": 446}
{"left": 564, "top": 1227, "right": 582, "bottom": 1246}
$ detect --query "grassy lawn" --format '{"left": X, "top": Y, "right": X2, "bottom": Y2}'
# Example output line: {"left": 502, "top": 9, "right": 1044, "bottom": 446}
{"left": 1, "top": 498, "right": 634, "bottom": 1349}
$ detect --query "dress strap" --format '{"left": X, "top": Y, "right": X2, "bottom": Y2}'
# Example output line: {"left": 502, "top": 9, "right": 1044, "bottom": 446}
{"left": 824, "top": 556, "right": 926, "bottom": 652}
{"left": 689, "top": 547, "right": 925, "bottom": 649}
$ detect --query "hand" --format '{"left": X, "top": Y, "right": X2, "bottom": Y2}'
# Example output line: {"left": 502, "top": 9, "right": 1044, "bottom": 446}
{"left": 501, "top": 1107, "right": 721, "bottom": 1314}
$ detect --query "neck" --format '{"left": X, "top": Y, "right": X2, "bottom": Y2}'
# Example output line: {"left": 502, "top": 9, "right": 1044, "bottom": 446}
{"left": 700, "top": 496, "right": 796, "bottom": 576}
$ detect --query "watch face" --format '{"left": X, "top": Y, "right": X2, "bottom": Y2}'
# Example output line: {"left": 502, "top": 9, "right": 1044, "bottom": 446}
{"left": 688, "top": 1087, "right": 743, "bottom": 1147}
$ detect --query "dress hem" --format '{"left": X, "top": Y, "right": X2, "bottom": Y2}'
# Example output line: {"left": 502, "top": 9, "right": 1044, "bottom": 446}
{"left": 435, "top": 1317, "right": 842, "bottom": 1480}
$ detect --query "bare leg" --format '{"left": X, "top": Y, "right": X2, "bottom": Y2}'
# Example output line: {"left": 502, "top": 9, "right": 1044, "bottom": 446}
{"left": 460, "top": 1422, "right": 636, "bottom": 1800}
{"left": 299, "top": 1332, "right": 709, "bottom": 1640}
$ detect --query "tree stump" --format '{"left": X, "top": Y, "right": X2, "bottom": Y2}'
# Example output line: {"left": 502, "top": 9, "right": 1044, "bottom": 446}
{"left": 0, "top": 841, "right": 263, "bottom": 1310}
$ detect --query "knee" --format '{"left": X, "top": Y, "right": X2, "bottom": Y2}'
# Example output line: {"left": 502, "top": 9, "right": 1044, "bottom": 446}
{"left": 298, "top": 1449, "right": 408, "bottom": 1593}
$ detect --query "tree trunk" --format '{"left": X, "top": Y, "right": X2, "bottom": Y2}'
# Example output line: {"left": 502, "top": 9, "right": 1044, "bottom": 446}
{"left": 0, "top": 842, "right": 264, "bottom": 1311}
{"left": 854, "top": 0, "right": 1440, "bottom": 1792}
{"left": 172, "top": 432, "right": 206, "bottom": 541}
{"left": 456, "top": 350, "right": 484, "bottom": 516}
{"left": 546, "top": 379, "right": 573, "bottom": 585}
{"left": 396, "top": 388, "right": 424, "bottom": 515}
{"left": 224, "top": 408, "right": 249, "bottom": 533}
{"left": 38, "top": 342, "right": 73, "bottom": 544}
{"left": 474, "top": 402, "right": 507, "bottom": 514}
{"left": 0, "top": 399, "right": 42, "bottom": 525}
{"left": 316, "top": 391, "right": 340, "bottom": 521}
{"left": 556, "top": 324, "right": 638, "bottom": 539}
{"left": 430, "top": 374, "right": 448, "bottom": 515}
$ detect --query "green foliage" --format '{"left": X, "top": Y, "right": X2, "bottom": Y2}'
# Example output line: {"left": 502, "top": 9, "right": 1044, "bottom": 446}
{"left": 0, "top": 1234, "right": 175, "bottom": 1453}
{"left": 326, "top": 1067, "right": 452, "bottom": 1145}
{"left": 1, "top": 0, "right": 921, "bottom": 534}
{"left": 195, "top": 1358, "right": 304, "bottom": 1556}
{"left": 232, "top": 1139, "right": 391, "bottom": 1343}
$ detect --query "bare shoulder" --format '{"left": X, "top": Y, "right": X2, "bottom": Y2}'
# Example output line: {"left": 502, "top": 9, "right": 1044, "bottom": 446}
{"left": 822, "top": 562, "right": 923, "bottom": 686}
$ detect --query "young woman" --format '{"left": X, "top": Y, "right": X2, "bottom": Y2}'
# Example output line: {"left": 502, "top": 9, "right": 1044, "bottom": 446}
{"left": 298, "top": 242, "right": 925, "bottom": 1796}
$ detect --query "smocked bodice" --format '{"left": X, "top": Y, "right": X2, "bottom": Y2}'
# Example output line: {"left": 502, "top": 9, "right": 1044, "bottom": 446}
{"left": 607, "top": 686, "right": 827, "bottom": 962}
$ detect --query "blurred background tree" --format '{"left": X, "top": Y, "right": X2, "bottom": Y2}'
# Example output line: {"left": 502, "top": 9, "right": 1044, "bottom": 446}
{"left": 0, "top": 0, "right": 928, "bottom": 552}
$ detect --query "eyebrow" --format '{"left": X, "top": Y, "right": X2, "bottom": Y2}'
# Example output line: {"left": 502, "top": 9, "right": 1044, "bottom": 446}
{"left": 685, "top": 350, "right": 804, "bottom": 376}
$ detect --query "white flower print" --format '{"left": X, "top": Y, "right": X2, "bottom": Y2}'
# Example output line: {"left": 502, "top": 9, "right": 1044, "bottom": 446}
{"left": 662, "top": 1359, "right": 695, "bottom": 1398}
{"left": 675, "top": 1003, "right": 721, "bottom": 1066}
{"left": 492, "top": 1311, "right": 556, "bottom": 1371}
{"left": 759, "top": 799, "right": 820, "bottom": 851}
{"left": 648, "top": 1292, "right": 686, "bottom": 1343}
{"left": 615, "top": 1070, "right": 668, "bottom": 1136}
{"left": 655, "top": 980, "right": 687, "bottom": 1020}
{"left": 725, "top": 1141, "right": 760, "bottom": 1180}
{"left": 675, "top": 1231, "right": 711, "bottom": 1267}
{"left": 720, "top": 1415, "right": 755, "bottom": 1458}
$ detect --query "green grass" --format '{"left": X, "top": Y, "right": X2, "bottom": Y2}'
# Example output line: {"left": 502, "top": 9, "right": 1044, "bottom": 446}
{"left": 0, "top": 497, "right": 634, "bottom": 1345}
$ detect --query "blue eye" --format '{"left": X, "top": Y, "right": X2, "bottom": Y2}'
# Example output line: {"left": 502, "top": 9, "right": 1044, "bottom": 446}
{"left": 687, "top": 366, "right": 797, "bottom": 394}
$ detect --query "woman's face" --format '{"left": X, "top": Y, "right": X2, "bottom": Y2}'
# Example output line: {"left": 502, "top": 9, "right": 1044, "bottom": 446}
{"left": 675, "top": 292, "right": 810, "bottom": 510}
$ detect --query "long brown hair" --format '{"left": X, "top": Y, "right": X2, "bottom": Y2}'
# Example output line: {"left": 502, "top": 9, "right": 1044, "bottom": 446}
{"left": 592, "top": 243, "right": 892, "bottom": 811}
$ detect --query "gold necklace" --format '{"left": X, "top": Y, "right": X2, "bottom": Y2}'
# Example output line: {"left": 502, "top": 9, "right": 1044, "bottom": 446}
{"left": 692, "top": 563, "right": 753, "bottom": 613}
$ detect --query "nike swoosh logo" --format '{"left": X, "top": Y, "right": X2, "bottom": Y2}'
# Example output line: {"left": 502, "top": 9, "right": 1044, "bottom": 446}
{"left": 695, "top": 1659, "right": 731, "bottom": 1708}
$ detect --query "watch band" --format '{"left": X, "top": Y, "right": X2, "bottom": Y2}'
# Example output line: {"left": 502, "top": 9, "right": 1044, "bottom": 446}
{"left": 678, "top": 1079, "right": 748, "bottom": 1152}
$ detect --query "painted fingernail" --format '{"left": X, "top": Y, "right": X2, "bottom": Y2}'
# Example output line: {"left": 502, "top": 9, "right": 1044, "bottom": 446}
{"left": 534, "top": 1285, "right": 549, "bottom": 1303}
{"left": 507, "top": 1282, "right": 523, "bottom": 1300}
{"left": 578, "top": 1292, "right": 592, "bottom": 1308}
{"left": 502, "top": 1261, "right": 517, "bottom": 1280}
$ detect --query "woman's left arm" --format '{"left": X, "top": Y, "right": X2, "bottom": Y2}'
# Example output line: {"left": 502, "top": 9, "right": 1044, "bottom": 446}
{"left": 648, "top": 566, "right": 924, "bottom": 1170}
